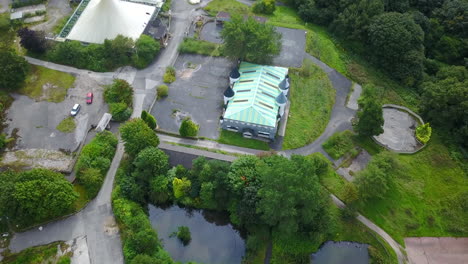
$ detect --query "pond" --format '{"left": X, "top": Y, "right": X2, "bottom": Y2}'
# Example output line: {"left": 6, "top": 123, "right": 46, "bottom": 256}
{"left": 311, "top": 241, "right": 369, "bottom": 264}
{"left": 148, "top": 204, "right": 246, "bottom": 264}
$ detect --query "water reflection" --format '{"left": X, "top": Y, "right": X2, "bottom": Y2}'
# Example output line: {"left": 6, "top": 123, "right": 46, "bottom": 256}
{"left": 148, "top": 204, "right": 246, "bottom": 264}
{"left": 311, "top": 241, "right": 369, "bottom": 264}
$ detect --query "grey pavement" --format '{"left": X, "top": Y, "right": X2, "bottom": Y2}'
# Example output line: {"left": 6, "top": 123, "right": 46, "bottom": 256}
{"left": 405, "top": 237, "right": 468, "bottom": 264}
{"left": 0, "top": 0, "right": 10, "bottom": 13}
{"left": 31, "top": 0, "right": 73, "bottom": 33}
{"left": 347, "top": 83, "right": 362, "bottom": 110}
{"left": 200, "top": 21, "right": 223, "bottom": 44}
{"left": 10, "top": 143, "right": 125, "bottom": 263}
{"left": 336, "top": 149, "right": 371, "bottom": 181}
{"left": 151, "top": 54, "right": 234, "bottom": 139}
{"left": 374, "top": 108, "right": 421, "bottom": 152}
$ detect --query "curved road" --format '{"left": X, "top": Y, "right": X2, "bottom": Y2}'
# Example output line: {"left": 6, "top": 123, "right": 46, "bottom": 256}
{"left": 8, "top": 2, "right": 407, "bottom": 264}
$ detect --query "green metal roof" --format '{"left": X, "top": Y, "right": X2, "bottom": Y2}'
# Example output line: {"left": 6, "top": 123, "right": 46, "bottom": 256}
{"left": 224, "top": 62, "right": 288, "bottom": 127}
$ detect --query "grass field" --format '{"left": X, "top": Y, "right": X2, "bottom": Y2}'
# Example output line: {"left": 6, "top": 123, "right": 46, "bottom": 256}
{"left": 19, "top": 65, "right": 75, "bottom": 103}
{"left": 319, "top": 134, "right": 468, "bottom": 245}
{"left": 204, "top": 0, "right": 250, "bottom": 16}
{"left": 218, "top": 130, "right": 270, "bottom": 150}
{"left": 179, "top": 38, "right": 223, "bottom": 57}
{"left": 283, "top": 61, "right": 335, "bottom": 149}
{"left": 56, "top": 117, "right": 76, "bottom": 133}
{"left": 73, "top": 184, "right": 89, "bottom": 210}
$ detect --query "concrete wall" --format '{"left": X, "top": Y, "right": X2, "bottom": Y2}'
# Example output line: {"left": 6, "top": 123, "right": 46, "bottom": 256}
{"left": 221, "top": 118, "right": 277, "bottom": 140}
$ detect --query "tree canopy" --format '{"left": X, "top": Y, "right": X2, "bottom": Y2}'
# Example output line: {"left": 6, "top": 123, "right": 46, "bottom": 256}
{"left": 0, "top": 49, "right": 29, "bottom": 90}
{"left": 120, "top": 118, "right": 160, "bottom": 157}
{"left": 356, "top": 86, "right": 384, "bottom": 137}
{"left": 221, "top": 14, "right": 282, "bottom": 64}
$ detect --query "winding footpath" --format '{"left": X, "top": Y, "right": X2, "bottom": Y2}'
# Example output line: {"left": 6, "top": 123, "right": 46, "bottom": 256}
{"left": 8, "top": 2, "right": 406, "bottom": 264}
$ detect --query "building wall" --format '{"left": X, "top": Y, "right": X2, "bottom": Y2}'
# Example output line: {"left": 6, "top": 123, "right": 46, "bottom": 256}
{"left": 221, "top": 118, "right": 277, "bottom": 140}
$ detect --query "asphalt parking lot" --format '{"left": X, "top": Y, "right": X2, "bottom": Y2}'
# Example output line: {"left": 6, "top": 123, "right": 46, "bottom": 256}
{"left": 199, "top": 23, "right": 306, "bottom": 67}
{"left": 151, "top": 54, "right": 235, "bottom": 139}
{"left": 5, "top": 74, "right": 109, "bottom": 152}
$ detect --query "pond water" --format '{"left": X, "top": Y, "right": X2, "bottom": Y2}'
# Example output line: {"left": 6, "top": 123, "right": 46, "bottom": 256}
{"left": 311, "top": 241, "right": 369, "bottom": 264}
{"left": 148, "top": 204, "right": 246, "bottom": 264}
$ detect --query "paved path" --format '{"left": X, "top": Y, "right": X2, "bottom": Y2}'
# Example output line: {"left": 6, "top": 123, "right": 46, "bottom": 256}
{"left": 281, "top": 54, "right": 355, "bottom": 158}
{"left": 405, "top": 237, "right": 468, "bottom": 264}
{"left": 331, "top": 194, "right": 408, "bottom": 264}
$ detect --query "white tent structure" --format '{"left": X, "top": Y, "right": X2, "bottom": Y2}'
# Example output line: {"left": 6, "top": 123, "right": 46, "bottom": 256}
{"left": 66, "top": 0, "right": 156, "bottom": 44}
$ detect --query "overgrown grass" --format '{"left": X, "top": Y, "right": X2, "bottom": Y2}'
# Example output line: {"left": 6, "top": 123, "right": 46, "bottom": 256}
{"left": 56, "top": 117, "right": 76, "bottom": 133}
{"left": 19, "top": 65, "right": 75, "bottom": 103}
{"left": 322, "top": 130, "right": 355, "bottom": 160}
{"left": 218, "top": 130, "right": 270, "bottom": 150}
{"left": 179, "top": 38, "right": 223, "bottom": 56}
{"left": 1, "top": 241, "right": 65, "bottom": 264}
{"left": 283, "top": 61, "right": 335, "bottom": 149}
{"left": 204, "top": 0, "right": 250, "bottom": 16}
{"left": 356, "top": 133, "right": 468, "bottom": 244}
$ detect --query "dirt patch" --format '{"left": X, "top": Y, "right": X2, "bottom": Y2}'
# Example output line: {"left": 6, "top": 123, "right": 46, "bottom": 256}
{"left": 104, "top": 216, "right": 119, "bottom": 236}
{"left": 1, "top": 149, "right": 74, "bottom": 172}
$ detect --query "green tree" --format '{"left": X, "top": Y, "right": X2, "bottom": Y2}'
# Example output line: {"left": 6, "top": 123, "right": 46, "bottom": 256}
{"left": 221, "top": 14, "right": 282, "bottom": 64}
{"left": 176, "top": 226, "right": 191, "bottom": 245}
{"left": 133, "top": 35, "right": 160, "bottom": 69}
{"left": 17, "top": 27, "right": 49, "bottom": 53}
{"left": 141, "top": 110, "right": 157, "bottom": 129}
{"left": 103, "top": 35, "right": 134, "bottom": 68}
{"left": 127, "top": 229, "right": 159, "bottom": 255}
{"left": 149, "top": 175, "right": 171, "bottom": 204}
{"left": 433, "top": 0, "right": 468, "bottom": 38}
{"left": 104, "top": 79, "right": 134, "bottom": 106}
{"left": 12, "top": 169, "right": 78, "bottom": 224}
{"left": 120, "top": 118, "right": 160, "bottom": 157}
{"left": 79, "top": 168, "right": 103, "bottom": 198}
{"left": 420, "top": 66, "right": 468, "bottom": 146}
{"left": 0, "top": 49, "right": 29, "bottom": 90}
{"left": 257, "top": 155, "right": 330, "bottom": 238}
{"left": 131, "top": 255, "right": 163, "bottom": 264}
{"left": 383, "top": 0, "right": 409, "bottom": 12}
{"left": 331, "top": 0, "right": 384, "bottom": 40}
{"left": 252, "top": 0, "right": 276, "bottom": 15}
{"left": 199, "top": 182, "right": 216, "bottom": 209}
{"left": 356, "top": 86, "right": 384, "bottom": 136}
{"left": 368, "top": 12, "right": 425, "bottom": 85}
{"left": 355, "top": 152, "right": 397, "bottom": 200}
{"left": 109, "top": 102, "right": 132, "bottom": 122}
{"left": 172, "top": 177, "right": 191, "bottom": 199}
{"left": 132, "top": 147, "right": 169, "bottom": 195}
{"left": 179, "top": 118, "right": 199, "bottom": 137}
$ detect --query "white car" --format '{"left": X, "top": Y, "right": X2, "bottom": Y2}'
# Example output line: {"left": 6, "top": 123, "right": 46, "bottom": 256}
{"left": 70, "top": 104, "right": 81, "bottom": 116}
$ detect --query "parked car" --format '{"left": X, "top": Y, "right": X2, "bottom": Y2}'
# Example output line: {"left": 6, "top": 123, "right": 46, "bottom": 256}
{"left": 86, "top": 92, "right": 94, "bottom": 104}
{"left": 71, "top": 104, "right": 81, "bottom": 116}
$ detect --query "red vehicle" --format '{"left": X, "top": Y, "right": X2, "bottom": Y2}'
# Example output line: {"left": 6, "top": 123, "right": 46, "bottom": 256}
{"left": 86, "top": 92, "right": 93, "bottom": 104}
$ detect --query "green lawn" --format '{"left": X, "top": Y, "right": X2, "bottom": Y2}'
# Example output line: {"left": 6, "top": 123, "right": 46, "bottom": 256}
{"left": 218, "top": 130, "right": 270, "bottom": 150}
{"left": 56, "top": 117, "right": 76, "bottom": 133}
{"left": 322, "top": 130, "right": 355, "bottom": 160}
{"left": 73, "top": 183, "right": 89, "bottom": 210}
{"left": 19, "top": 65, "right": 75, "bottom": 103}
{"left": 204, "top": 0, "right": 250, "bottom": 16}
{"left": 282, "top": 61, "right": 335, "bottom": 149}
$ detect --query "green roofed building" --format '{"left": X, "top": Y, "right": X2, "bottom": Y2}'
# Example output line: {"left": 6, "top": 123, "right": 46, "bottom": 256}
{"left": 221, "top": 62, "right": 290, "bottom": 140}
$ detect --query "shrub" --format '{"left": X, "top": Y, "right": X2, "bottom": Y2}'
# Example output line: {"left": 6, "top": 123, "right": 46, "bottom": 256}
{"left": 179, "top": 38, "right": 222, "bottom": 56}
{"left": 157, "top": 84, "right": 168, "bottom": 99}
{"left": 109, "top": 102, "right": 132, "bottom": 122}
{"left": 79, "top": 168, "right": 103, "bottom": 199}
{"left": 252, "top": 0, "right": 276, "bottom": 15}
{"left": 416, "top": 123, "right": 432, "bottom": 144}
{"left": 140, "top": 110, "right": 157, "bottom": 129}
{"left": 179, "top": 118, "right": 199, "bottom": 137}
{"left": 176, "top": 226, "right": 191, "bottom": 245}
{"left": 322, "top": 130, "right": 355, "bottom": 160}
{"left": 133, "top": 35, "right": 160, "bottom": 69}
{"left": 104, "top": 79, "right": 134, "bottom": 106}
{"left": 163, "top": 67, "right": 176, "bottom": 83}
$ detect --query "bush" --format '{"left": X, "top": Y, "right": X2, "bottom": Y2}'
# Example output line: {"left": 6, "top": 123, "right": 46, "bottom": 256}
{"left": 109, "top": 102, "right": 132, "bottom": 122}
{"left": 104, "top": 79, "right": 134, "bottom": 106}
{"left": 179, "top": 118, "right": 199, "bottom": 137}
{"left": 75, "top": 131, "right": 118, "bottom": 199}
{"left": 157, "top": 84, "right": 168, "bottom": 99}
{"left": 79, "top": 168, "right": 103, "bottom": 199}
{"left": 179, "top": 38, "right": 222, "bottom": 56}
{"left": 12, "top": 0, "right": 45, "bottom": 8}
{"left": 140, "top": 110, "right": 157, "bottom": 129}
{"left": 416, "top": 123, "right": 432, "bottom": 144}
{"left": 176, "top": 226, "right": 191, "bottom": 245}
{"left": 252, "top": 0, "right": 276, "bottom": 14}
{"left": 322, "top": 130, "right": 355, "bottom": 160}
{"left": 163, "top": 67, "right": 176, "bottom": 83}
